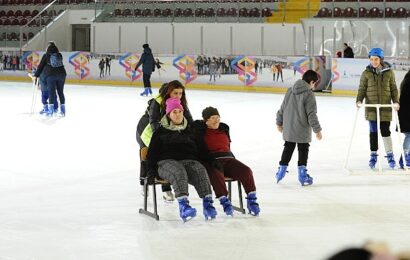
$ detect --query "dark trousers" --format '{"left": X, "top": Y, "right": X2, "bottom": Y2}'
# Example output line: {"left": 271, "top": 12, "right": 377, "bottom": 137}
{"left": 47, "top": 74, "right": 66, "bottom": 106}
{"left": 279, "top": 141, "right": 310, "bottom": 166}
{"left": 40, "top": 77, "right": 58, "bottom": 108}
{"left": 143, "top": 73, "right": 151, "bottom": 89}
{"left": 204, "top": 158, "right": 256, "bottom": 198}
{"left": 369, "top": 121, "right": 391, "bottom": 151}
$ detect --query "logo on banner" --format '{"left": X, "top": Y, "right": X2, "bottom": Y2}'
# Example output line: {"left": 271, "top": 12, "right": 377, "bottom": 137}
{"left": 293, "top": 57, "right": 310, "bottom": 74}
{"left": 22, "top": 51, "right": 40, "bottom": 72}
{"left": 230, "top": 56, "right": 257, "bottom": 86}
{"left": 331, "top": 58, "right": 340, "bottom": 82}
{"left": 69, "top": 51, "right": 90, "bottom": 80}
{"left": 173, "top": 54, "right": 197, "bottom": 84}
{"left": 119, "top": 53, "right": 142, "bottom": 81}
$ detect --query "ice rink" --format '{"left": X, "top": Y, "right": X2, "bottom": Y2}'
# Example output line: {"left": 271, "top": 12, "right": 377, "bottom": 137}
{"left": 0, "top": 81, "right": 409, "bottom": 260}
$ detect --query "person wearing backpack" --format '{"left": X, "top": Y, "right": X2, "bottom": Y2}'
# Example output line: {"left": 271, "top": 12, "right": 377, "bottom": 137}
{"left": 33, "top": 42, "right": 67, "bottom": 117}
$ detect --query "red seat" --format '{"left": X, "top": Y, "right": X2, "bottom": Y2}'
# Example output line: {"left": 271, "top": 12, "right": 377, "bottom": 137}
{"left": 122, "top": 8, "right": 131, "bottom": 16}
{"left": 114, "top": 9, "right": 121, "bottom": 16}
{"left": 28, "top": 32, "right": 34, "bottom": 39}
{"left": 359, "top": 7, "right": 367, "bottom": 17}
{"left": 183, "top": 8, "right": 193, "bottom": 17}
{"left": 134, "top": 9, "right": 141, "bottom": 17}
{"left": 3, "top": 18, "right": 11, "bottom": 25}
{"left": 195, "top": 8, "right": 204, "bottom": 17}
{"left": 205, "top": 8, "right": 215, "bottom": 17}
{"left": 227, "top": 7, "right": 237, "bottom": 17}
{"left": 174, "top": 8, "right": 182, "bottom": 17}
{"left": 142, "top": 8, "right": 152, "bottom": 17}
{"left": 333, "top": 7, "right": 342, "bottom": 17}
{"left": 369, "top": 7, "right": 382, "bottom": 18}
{"left": 153, "top": 8, "right": 161, "bottom": 17}
{"left": 217, "top": 8, "right": 225, "bottom": 17}
{"left": 239, "top": 8, "right": 248, "bottom": 17}
{"left": 7, "top": 10, "right": 14, "bottom": 17}
{"left": 15, "top": 10, "right": 23, "bottom": 17}
{"left": 11, "top": 18, "right": 19, "bottom": 25}
{"left": 249, "top": 7, "right": 260, "bottom": 17}
{"left": 20, "top": 18, "right": 27, "bottom": 25}
{"left": 32, "top": 10, "right": 39, "bottom": 17}
{"left": 385, "top": 7, "right": 393, "bottom": 17}
{"left": 0, "top": 10, "right": 6, "bottom": 17}
{"left": 161, "top": 8, "right": 171, "bottom": 17}
{"left": 395, "top": 7, "right": 407, "bottom": 18}
{"left": 262, "top": 7, "right": 271, "bottom": 17}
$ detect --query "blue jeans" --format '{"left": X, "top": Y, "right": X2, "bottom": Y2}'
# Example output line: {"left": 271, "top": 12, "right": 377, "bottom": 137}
{"left": 404, "top": 132, "right": 410, "bottom": 153}
{"left": 46, "top": 74, "right": 66, "bottom": 106}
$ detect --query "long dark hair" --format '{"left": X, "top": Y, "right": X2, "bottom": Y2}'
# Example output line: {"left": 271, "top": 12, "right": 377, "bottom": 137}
{"left": 160, "top": 80, "right": 188, "bottom": 109}
{"left": 46, "top": 43, "right": 59, "bottom": 53}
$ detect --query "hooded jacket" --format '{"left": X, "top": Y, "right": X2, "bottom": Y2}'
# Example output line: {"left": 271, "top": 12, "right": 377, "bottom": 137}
{"left": 356, "top": 62, "right": 399, "bottom": 122}
{"left": 276, "top": 79, "right": 322, "bottom": 143}
{"left": 135, "top": 46, "right": 155, "bottom": 75}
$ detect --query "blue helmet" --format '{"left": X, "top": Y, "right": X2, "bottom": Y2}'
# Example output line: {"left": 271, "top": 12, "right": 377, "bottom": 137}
{"left": 368, "top": 48, "right": 384, "bottom": 59}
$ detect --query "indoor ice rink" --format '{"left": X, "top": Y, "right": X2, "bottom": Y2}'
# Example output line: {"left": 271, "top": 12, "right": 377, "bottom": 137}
{"left": 0, "top": 81, "right": 409, "bottom": 260}
{"left": 2, "top": 0, "right": 410, "bottom": 259}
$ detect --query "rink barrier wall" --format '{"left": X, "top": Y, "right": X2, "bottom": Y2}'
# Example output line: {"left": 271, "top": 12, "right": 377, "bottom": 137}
{"left": 0, "top": 75, "right": 358, "bottom": 96}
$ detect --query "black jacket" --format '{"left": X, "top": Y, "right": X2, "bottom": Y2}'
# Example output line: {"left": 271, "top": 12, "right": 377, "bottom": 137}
{"left": 192, "top": 120, "right": 234, "bottom": 163}
{"left": 135, "top": 47, "right": 155, "bottom": 75}
{"left": 147, "top": 123, "right": 199, "bottom": 176}
{"left": 34, "top": 52, "right": 66, "bottom": 78}
{"left": 343, "top": 47, "right": 354, "bottom": 58}
{"left": 399, "top": 84, "right": 410, "bottom": 132}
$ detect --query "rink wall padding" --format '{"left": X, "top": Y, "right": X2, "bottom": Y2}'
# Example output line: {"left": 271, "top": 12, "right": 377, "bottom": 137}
{"left": 2, "top": 51, "right": 408, "bottom": 96}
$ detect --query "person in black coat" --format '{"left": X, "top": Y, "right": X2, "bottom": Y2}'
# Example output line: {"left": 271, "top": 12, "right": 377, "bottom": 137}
{"left": 146, "top": 98, "right": 216, "bottom": 221}
{"left": 135, "top": 43, "right": 155, "bottom": 96}
{"left": 399, "top": 70, "right": 410, "bottom": 168}
{"left": 343, "top": 43, "right": 354, "bottom": 58}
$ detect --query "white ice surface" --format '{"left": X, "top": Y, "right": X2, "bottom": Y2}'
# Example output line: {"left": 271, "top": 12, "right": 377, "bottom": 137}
{"left": 0, "top": 81, "right": 409, "bottom": 260}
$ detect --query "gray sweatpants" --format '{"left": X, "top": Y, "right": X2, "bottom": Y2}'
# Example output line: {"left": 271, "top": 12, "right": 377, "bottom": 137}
{"left": 157, "top": 159, "right": 212, "bottom": 198}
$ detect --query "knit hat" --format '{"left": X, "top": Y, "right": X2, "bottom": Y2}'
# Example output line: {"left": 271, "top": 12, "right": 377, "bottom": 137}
{"left": 202, "top": 107, "right": 219, "bottom": 120}
{"left": 142, "top": 43, "right": 149, "bottom": 48}
{"left": 165, "top": 97, "right": 184, "bottom": 115}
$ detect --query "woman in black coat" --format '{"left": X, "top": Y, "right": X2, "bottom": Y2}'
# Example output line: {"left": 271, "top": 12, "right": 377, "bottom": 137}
{"left": 399, "top": 71, "right": 410, "bottom": 168}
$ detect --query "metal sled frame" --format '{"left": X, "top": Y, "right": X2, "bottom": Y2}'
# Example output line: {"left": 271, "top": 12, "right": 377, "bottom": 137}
{"left": 344, "top": 103, "right": 408, "bottom": 174}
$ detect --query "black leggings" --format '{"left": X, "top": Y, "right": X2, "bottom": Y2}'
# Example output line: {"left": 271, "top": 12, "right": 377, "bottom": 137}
{"left": 369, "top": 121, "right": 391, "bottom": 151}
{"left": 279, "top": 141, "right": 310, "bottom": 166}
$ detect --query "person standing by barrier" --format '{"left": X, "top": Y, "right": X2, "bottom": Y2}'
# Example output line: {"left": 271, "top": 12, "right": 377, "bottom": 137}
{"left": 356, "top": 47, "right": 400, "bottom": 169}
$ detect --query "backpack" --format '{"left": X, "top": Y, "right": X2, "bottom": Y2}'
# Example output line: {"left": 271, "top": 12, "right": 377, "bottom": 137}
{"left": 49, "top": 53, "right": 63, "bottom": 68}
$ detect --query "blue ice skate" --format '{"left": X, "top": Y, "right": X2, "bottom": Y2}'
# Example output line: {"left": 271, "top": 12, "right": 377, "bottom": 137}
{"left": 47, "top": 104, "right": 54, "bottom": 117}
{"left": 39, "top": 104, "right": 48, "bottom": 115}
{"left": 178, "top": 197, "right": 197, "bottom": 222}
{"left": 60, "top": 104, "right": 65, "bottom": 117}
{"left": 203, "top": 196, "right": 217, "bottom": 220}
{"left": 399, "top": 153, "right": 410, "bottom": 169}
{"left": 369, "top": 151, "right": 378, "bottom": 169}
{"left": 298, "top": 165, "right": 313, "bottom": 186}
{"left": 219, "top": 196, "right": 233, "bottom": 216}
{"left": 385, "top": 152, "right": 396, "bottom": 169}
{"left": 246, "top": 192, "right": 260, "bottom": 216}
{"left": 147, "top": 88, "right": 153, "bottom": 96}
{"left": 275, "top": 165, "right": 288, "bottom": 183}
{"left": 140, "top": 88, "right": 149, "bottom": 96}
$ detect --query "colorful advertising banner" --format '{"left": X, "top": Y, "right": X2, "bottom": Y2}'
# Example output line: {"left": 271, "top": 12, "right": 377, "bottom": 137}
{"left": 119, "top": 53, "right": 142, "bottom": 82}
